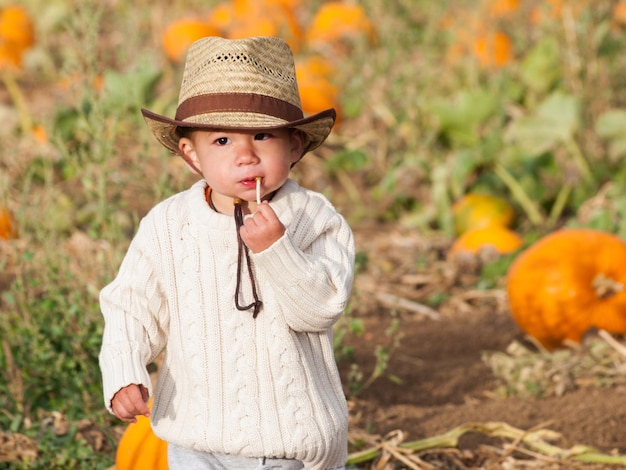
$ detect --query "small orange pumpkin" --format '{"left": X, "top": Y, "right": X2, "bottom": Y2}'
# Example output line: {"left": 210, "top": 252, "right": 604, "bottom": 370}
{"left": 295, "top": 55, "right": 341, "bottom": 122}
{"left": 0, "top": 4, "right": 34, "bottom": 69}
{"left": 614, "top": 1, "right": 626, "bottom": 25}
{"left": 506, "top": 228, "right": 626, "bottom": 350}
{"left": 449, "top": 226, "right": 522, "bottom": 257}
{"left": 0, "top": 39, "right": 21, "bottom": 69}
{"left": 206, "top": 3, "right": 234, "bottom": 32}
{"left": 305, "top": 2, "right": 375, "bottom": 48}
{"left": 486, "top": 0, "right": 520, "bottom": 18}
{"left": 162, "top": 18, "right": 221, "bottom": 63}
{"left": 452, "top": 193, "right": 515, "bottom": 235}
{"left": 31, "top": 124, "right": 48, "bottom": 144}
{"left": 0, "top": 207, "right": 17, "bottom": 240}
{"left": 0, "top": 5, "right": 34, "bottom": 52}
{"left": 208, "top": 0, "right": 302, "bottom": 52}
{"left": 472, "top": 30, "right": 513, "bottom": 69}
{"left": 116, "top": 401, "right": 168, "bottom": 470}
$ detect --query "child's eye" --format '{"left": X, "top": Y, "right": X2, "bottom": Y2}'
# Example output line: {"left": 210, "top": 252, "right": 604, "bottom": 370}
{"left": 254, "top": 132, "right": 271, "bottom": 141}
{"left": 215, "top": 137, "right": 230, "bottom": 145}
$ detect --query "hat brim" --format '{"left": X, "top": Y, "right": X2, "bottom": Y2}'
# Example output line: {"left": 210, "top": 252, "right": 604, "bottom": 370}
{"left": 141, "top": 107, "right": 336, "bottom": 156}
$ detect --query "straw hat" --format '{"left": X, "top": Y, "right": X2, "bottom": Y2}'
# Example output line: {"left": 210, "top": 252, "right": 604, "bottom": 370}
{"left": 142, "top": 36, "right": 336, "bottom": 156}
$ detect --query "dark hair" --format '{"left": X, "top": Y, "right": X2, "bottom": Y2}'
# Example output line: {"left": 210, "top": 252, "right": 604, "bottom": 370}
{"left": 175, "top": 126, "right": 198, "bottom": 140}
{"left": 176, "top": 126, "right": 303, "bottom": 140}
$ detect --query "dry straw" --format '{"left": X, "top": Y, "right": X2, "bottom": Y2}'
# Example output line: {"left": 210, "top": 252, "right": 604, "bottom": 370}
{"left": 142, "top": 36, "right": 336, "bottom": 156}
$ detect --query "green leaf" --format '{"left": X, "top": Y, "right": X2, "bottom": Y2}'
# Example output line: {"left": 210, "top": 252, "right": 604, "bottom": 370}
{"left": 505, "top": 91, "right": 579, "bottom": 156}
{"left": 519, "top": 36, "right": 561, "bottom": 94}
{"left": 325, "top": 149, "right": 369, "bottom": 171}
{"left": 595, "top": 109, "right": 626, "bottom": 159}
{"left": 101, "top": 61, "right": 162, "bottom": 113}
{"left": 428, "top": 89, "right": 499, "bottom": 147}
{"left": 448, "top": 149, "right": 479, "bottom": 198}
{"left": 432, "top": 165, "right": 454, "bottom": 235}
{"left": 595, "top": 109, "right": 626, "bottom": 138}
{"left": 608, "top": 139, "right": 626, "bottom": 160}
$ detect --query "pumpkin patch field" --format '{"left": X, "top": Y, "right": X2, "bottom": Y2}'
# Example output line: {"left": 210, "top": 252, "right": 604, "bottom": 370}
{"left": 4, "top": 0, "right": 626, "bottom": 468}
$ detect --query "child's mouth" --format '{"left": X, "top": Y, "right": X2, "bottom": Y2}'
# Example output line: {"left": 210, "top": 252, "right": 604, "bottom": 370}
{"left": 241, "top": 177, "right": 261, "bottom": 186}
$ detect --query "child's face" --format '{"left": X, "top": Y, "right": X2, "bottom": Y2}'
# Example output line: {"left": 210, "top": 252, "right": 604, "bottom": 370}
{"left": 178, "top": 128, "right": 303, "bottom": 208}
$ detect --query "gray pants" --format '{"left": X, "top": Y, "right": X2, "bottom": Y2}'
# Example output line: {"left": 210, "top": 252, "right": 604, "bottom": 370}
{"left": 167, "top": 443, "right": 306, "bottom": 470}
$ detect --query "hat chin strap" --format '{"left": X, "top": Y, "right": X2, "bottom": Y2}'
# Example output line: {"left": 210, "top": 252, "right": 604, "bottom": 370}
{"left": 233, "top": 198, "right": 263, "bottom": 318}
{"left": 204, "top": 187, "right": 263, "bottom": 319}
{"left": 179, "top": 153, "right": 204, "bottom": 176}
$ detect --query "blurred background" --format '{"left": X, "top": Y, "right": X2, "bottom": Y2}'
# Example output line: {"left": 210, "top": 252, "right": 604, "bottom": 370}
{"left": 2, "top": 0, "right": 626, "bottom": 468}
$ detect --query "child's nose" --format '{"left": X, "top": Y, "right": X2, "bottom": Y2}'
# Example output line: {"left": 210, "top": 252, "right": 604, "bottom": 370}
{"left": 234, "top": 142, "right": 260, "bottom": 165}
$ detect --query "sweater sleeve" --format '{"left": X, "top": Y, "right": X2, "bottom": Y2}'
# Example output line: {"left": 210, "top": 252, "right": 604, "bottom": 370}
{"left": 253, "top": 202, "right": 355, "bottom": 333}
{"left": 98, "top": 217, "right": 169, "bottom": 412}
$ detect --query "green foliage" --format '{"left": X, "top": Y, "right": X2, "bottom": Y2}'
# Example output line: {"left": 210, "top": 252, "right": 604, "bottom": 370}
{"left": 341, "top": 0, "right": 626, "bottom": 235}
{"left": 7, "top": 426, "right": 114, "bottom": 470}
{"left": 0, "top": 252, "right": 103, "bottom": 422}
{"left": 337, "top": 309, "right": 403, "bottom": 396}
{"left": 427, "top": 89, "right": 500, "bottom": 148}
{"left": 565, "top": 179, "right": 626, "bottom": 239}
{"left": 519, "top": 36, "right": 561, "bottom": 94}
{"left": 506, "top": 91, "right": 581, "bottom": 157}
{"left": 595, "top": 109, "right": 626, "bottom": 161}
{"left": 477, "top": 250, "right": 520, "bottom": 290}
{"left": 0, "top": 245, "right": 112, "bottom": 467}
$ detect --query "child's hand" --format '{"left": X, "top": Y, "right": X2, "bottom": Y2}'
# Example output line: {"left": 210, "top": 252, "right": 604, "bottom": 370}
{"left": 240, "top": 201, "right": 285, "bottom": 253}
{"left": 111, "top": 384, "right": 150, "bottom": 423}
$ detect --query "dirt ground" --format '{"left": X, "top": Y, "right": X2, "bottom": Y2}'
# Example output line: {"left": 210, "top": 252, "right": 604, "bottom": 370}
{"left": 342, "top": 223, "right": 626, "bottom": 469}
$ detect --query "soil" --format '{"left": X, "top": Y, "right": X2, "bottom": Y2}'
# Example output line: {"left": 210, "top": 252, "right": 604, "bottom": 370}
{"left": 340, "top": 223, "right": 626, "bottom": 469}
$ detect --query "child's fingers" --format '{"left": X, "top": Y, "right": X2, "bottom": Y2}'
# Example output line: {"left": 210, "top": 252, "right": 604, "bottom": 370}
{"left": 254, "top": 200, "right": 277, "bottom": 219}
{"left": 240, "top": 203, "right": 286, "bottom": 252}
{"left": 112, "top": 384, "right": 150, "bottom": 422}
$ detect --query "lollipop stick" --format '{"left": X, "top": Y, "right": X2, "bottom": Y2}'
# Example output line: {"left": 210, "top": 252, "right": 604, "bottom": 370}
{"left": 255, "top": 177, "right": 261, "bottom": 204}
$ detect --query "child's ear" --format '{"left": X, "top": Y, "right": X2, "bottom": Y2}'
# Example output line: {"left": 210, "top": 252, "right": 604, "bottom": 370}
{"left": 290, "top": 130, "right": 305, "bottom": 163}
{"left": 178, "top": 137, "right": 203, "bottom": 175}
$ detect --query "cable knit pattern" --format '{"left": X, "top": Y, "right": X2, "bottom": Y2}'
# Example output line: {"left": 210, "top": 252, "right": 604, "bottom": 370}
{"left": 99, "top": 178, "right": 354, "bottom": 470}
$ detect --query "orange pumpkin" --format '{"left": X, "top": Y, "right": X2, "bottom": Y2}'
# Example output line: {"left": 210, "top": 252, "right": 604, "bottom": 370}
{"left": 305, "top": 2, "right": 375, "bottom": 48}
{"left": 295, "top": 55, "right": 341, "bottom": 122}
{"left": 449, "top": 226, "right": 522, "bottom": 257}
{"left": 162, "top": 18, "right": 221, "bottom": 63}
{"left": 0, "top": 207, "right": 17, "bottom": 239}
{"left": 486, "top": 0, "right": 520, "bottom": 18}
{"left": 452, "top": 193, "right": 515, "bottom": 235}
{"left": 116, "top": 401, "right": 168, "bottom": 470}
{"left": 0, "top": 5, "right": 34, "bottom": 52}
{"left": 0, "top": 4, "right": 34, "bottom": 69}
{"left": 0, "top": 38, "right": 21, "bottom": 69}
{"left": 506, "top": 229, "right": 626, "bottom": 350}
{"left": 32, "top": 125, "right": 47, "bottom": 143}
{"left": 206, "top": 3, "right": 234, "bottom": 32}
{"left": 208, "top": 0, "right": 303, "bottom": 52}
{"left": 613, "top": 1, "right": 626, "bottom": 28}
{"left": 472, "top": 30, "right": 513, "bottom": 69}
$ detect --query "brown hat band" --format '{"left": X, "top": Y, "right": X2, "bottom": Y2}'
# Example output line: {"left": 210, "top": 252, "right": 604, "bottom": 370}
{"left": 175, "top": 93, "right": 304, "bottom": 122}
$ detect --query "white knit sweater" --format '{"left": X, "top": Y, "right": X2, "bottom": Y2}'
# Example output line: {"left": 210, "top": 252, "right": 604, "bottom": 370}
{"left": 99, "top": 179, "right": 355, "bottom": 470}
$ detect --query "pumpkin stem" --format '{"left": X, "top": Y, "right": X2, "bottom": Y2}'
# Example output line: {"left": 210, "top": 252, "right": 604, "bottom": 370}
{"left": 592, "top": 273, "right": 624, "bottom": 300}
